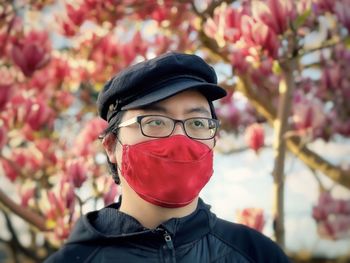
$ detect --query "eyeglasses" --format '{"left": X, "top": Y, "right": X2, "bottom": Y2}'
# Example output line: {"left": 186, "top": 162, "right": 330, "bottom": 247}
{"left": 118, "top": 115, "right": 219, "bottom": 140}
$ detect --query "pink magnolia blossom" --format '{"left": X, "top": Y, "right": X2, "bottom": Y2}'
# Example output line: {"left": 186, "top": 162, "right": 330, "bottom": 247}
{"left": 224, "top": 7, "right": 243, "bottom": 42}
{"left": 74, "top": 118, "right": 108, "bottom": 156}
{"left": 88, "top": 31, "right": 148, "bottom": 81}
{"left": 28, "top": 57, "right": 72, "bottom": 93}
{"left": 313, "top": 192, "right": 350, "bottom": 220}
{"left": 0, "top": 84, "right": 13, "bottom": 111}
{"left": 317, "top": 215, "right": 350, "bottom": 240}
{"left": 313, "top": 0, "right": 335, "bottom": 13}
{"left": 66, "top": 3, "right": 87, "bottom": 26}
{"left": 135, "top": 2, "right": 188, "bottom": 27}
{"left": 89, "top": 33, "right": 121, "bottom": 80}
{"left": 151, "top": 5, "right": 171, "bottom": 24}
{"left": 0, "top": 122, "right": 7, "bottom": 149}
{"left": 204, "top": 5, "right": 242, "bottom": 46}
{"left": 1, "top": 159, "right": 17, "bottom": 182}
{"left": 59, "top": 181, "right": 76, "bottom": 215}
{"left": 236, "top": 208, "right": 265, "bottom": 232}
{"left": 94, "top": 176, "right": 119, "bottom": 205}
{"left": 26, "top": 99, "right": 54, "bottom": 131}
{"left": 131, "top": 31, "right": 148, "bottom": 57}
{"left": 52, "top": 57, "right": 72, "bottom": 81}
{"left": 216, "top": 102, "right": 240, "bottom": 128}
{"left": 92, "top": 34, "right": 119, "bottom": 63}
{"left": 230, "top": 49, "right": 250, "bottom": 75}
{"left": 0, "top": 67, "right": 15, "bottom": 111}
{"left": 335, "top": 0, "right": 350, "bottom": 32}
{"left": 59, "top": 19, "right": 78, "bottom": 37}
{"left": 0, "top": 33, "right": 7, "bottom": 58}
{"left": 250, "top": 58, "right": 280, "bottom": 93}
{"left": 297, "top": 0, "right": 312, "bottom": 14}
{"left": 292, "top": 94, "right": 326, "bottom": 134}
{"left": 83, "top": 0, "right": 98, "bottom": 10}
{"left": 321, "top": 64, "right": 341, "bottom": 91}
{"left": 332, "top": 119, "right": 350, "bottom": 137}
{"left": 53, "top": 217, "right": 71, "bottom": 241}
{"left": 153, "top": 35, "right": 173, "bottom": 55}
{"left": 66, "top": 159, "right": 88, "bottom": 188}
{"left": 20, "top": 187, "right": 35, "bottom": 208}
{"left": 313, "top": 192, "right": 350, "bottom": 240}
{"left": 28, "top": 69, "right": 53, "bottom": 92}
{"left": 117, "top": 32, "right": 148, "bottom": 67}
{"left": 35, "top": 138, "right": 58, "bottom": 166}
{"left": 245, "top": 123, "right": 265, "bottom": 152}
{"left": 5, "top": 95, "right": 26, "bottom": 126}
{"left": 44, "top": 181, "right": 75, "bottom": 224}
{"left": 241, "top": 15, "right": 279, "bottom": 59}
{"left": 11, "top": 31, "right": 51, "bottom": 77}
{"left": 45, "top": 191, "right": 65, "bottom": 222}
{"left": 54, "top": 90, "right": 74, "bottom": 110}
{"left": 12, "top": 148, "right": 41, "bottom": 174}
{"left": 219, "top": 90, "right": 234, "bottom": 105}
{"left": 252, "top": 0, "right": 296, "bottom": 35}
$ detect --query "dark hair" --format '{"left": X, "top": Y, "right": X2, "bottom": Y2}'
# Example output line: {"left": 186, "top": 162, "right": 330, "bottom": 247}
{"left": 100, "top": 110, "right": 125, "bottom": 184}
{"left": 101, "top": 100, "right": 217, "bottom": 185}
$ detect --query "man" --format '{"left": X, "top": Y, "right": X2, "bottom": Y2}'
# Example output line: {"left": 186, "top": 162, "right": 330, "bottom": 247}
{"left": 45, "top": 52, "right": 290, "bottom": 262}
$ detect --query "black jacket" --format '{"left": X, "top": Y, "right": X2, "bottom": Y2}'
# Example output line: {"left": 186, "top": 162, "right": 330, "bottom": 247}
{"left": 45, "top": 199, "right": 290, "bottom": 263}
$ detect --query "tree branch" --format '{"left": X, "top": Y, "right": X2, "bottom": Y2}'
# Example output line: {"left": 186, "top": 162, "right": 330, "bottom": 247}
{"left": 296, "top": 37, "right": 345, "bottom": 59}
{"left": 286, "top": 137, "right": 350, "bottom": 189}
{"left": 0, "top": 189, "right": 48, "bottom": 231}
{"left": 217, "top": 143, "right": 273, "bottom": 155}
{"left": 1, "top": 209, "right": 42, "bottom": 261}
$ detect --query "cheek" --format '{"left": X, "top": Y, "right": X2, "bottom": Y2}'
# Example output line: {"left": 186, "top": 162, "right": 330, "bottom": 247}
{"left": 115, "top": 143, "right": 123, "bottom": 166}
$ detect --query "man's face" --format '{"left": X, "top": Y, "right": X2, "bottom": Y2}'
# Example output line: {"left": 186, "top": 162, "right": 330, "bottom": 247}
{"left": 115, "top": 89, "right": 215, "bottom": 162}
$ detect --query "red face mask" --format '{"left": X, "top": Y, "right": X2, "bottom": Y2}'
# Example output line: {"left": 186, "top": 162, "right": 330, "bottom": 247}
{"left": 120, "top": 135, "right": 213, "bottom": 208}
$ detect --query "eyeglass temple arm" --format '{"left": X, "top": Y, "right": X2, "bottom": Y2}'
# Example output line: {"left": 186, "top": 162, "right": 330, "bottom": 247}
{"left": 118, "top": 117, "right": 138, "bottom": 128}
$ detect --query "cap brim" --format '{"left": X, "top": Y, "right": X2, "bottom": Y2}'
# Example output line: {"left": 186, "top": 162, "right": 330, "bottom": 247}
{"left": 121, "top": 78, "right": 227, "bottom": 110}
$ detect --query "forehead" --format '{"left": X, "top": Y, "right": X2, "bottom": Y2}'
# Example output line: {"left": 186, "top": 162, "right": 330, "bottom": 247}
{"left": 125, "top": 90, "right": 211, "bottom": 118}
{"left": 156, "top": 89, "right": 209, "bottom": 107}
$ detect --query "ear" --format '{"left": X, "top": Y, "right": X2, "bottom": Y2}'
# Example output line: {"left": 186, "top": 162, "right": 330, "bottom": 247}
{"left": 102, "top": 133, "right": 118, "bottom": 163}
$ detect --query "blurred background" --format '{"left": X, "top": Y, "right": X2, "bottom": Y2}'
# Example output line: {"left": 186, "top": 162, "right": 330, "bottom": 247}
{"left": 0, "top": 0, "right": 349, "bottom": 262}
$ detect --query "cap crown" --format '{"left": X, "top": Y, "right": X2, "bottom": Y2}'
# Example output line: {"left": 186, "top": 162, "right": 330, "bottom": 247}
{"left": 97, "top": 52, "right": 222, "bottom": 121}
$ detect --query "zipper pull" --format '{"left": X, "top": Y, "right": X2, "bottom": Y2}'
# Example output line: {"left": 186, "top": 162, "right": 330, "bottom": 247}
{"left": 164, "top": 232, "right": 174, "bottom": 250}
{"left": 155, "top": 227, "right": 175, "bottom": 250}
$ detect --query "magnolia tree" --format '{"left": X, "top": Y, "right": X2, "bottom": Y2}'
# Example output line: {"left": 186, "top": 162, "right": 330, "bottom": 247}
{"left": 0, "top": 0, "right": 350, "bottom": 261}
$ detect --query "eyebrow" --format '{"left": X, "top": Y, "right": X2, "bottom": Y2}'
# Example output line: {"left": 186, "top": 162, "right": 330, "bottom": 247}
{"left": 140, "top": 104, "right": 168, "bottom": 113}
{"left": 140, "top": 104, "right": 211, "bottom": 117}
{"left": 184, "top": 107, "right": 211, "bottom": 117}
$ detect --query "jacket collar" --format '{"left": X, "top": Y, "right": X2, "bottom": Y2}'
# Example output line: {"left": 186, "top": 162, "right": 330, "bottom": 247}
{"left": 67, "top": 198, "right": 216, "bottom": 246}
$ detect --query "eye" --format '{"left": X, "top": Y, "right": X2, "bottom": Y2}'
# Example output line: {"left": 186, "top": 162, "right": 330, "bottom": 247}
{"left": 143, "top": 117, "right": 166, "bottom": 127}
{"left": 193, "top": 120, "right": 205, "bottom": 127}
{"left": 187, "top": 118, "right": 207, "bottom": 129}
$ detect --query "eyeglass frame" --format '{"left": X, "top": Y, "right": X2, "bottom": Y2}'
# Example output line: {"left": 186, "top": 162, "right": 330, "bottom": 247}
{"left": 117, "top": 114, "right": 220, "bottom": 140}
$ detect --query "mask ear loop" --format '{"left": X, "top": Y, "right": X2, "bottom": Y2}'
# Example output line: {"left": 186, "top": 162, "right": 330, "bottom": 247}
{"left": 114, "top": 135, "right": 125, "bottom": 177}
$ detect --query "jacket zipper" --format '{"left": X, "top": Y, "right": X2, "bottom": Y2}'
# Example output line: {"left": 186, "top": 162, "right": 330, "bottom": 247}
{"left": 164, "top": 232, "right": 174, "bottom": 251}
{"left": 156, "top": 228, "right": 176, "bottom": 263}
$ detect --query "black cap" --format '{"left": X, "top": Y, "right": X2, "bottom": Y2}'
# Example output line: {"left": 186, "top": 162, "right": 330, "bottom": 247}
{"left": 97, "top": 52, "right": 227, "bottom": 121}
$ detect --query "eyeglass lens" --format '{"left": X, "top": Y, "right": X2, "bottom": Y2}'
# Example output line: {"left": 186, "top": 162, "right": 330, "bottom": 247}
{"left": 140, "top": 115, "right": 217, "bottom": 139}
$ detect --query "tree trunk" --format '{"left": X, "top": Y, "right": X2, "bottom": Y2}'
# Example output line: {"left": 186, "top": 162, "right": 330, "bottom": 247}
{"left": 272, "top": 58, "right": 296, "bottom": 248}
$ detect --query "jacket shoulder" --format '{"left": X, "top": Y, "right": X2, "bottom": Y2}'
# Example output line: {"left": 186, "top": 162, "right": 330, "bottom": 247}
{"left": 211, "top": 218, "right": 290, "bottom": 263}
{"left": 44, "top": 242, "right": 100, "bottom": 263}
